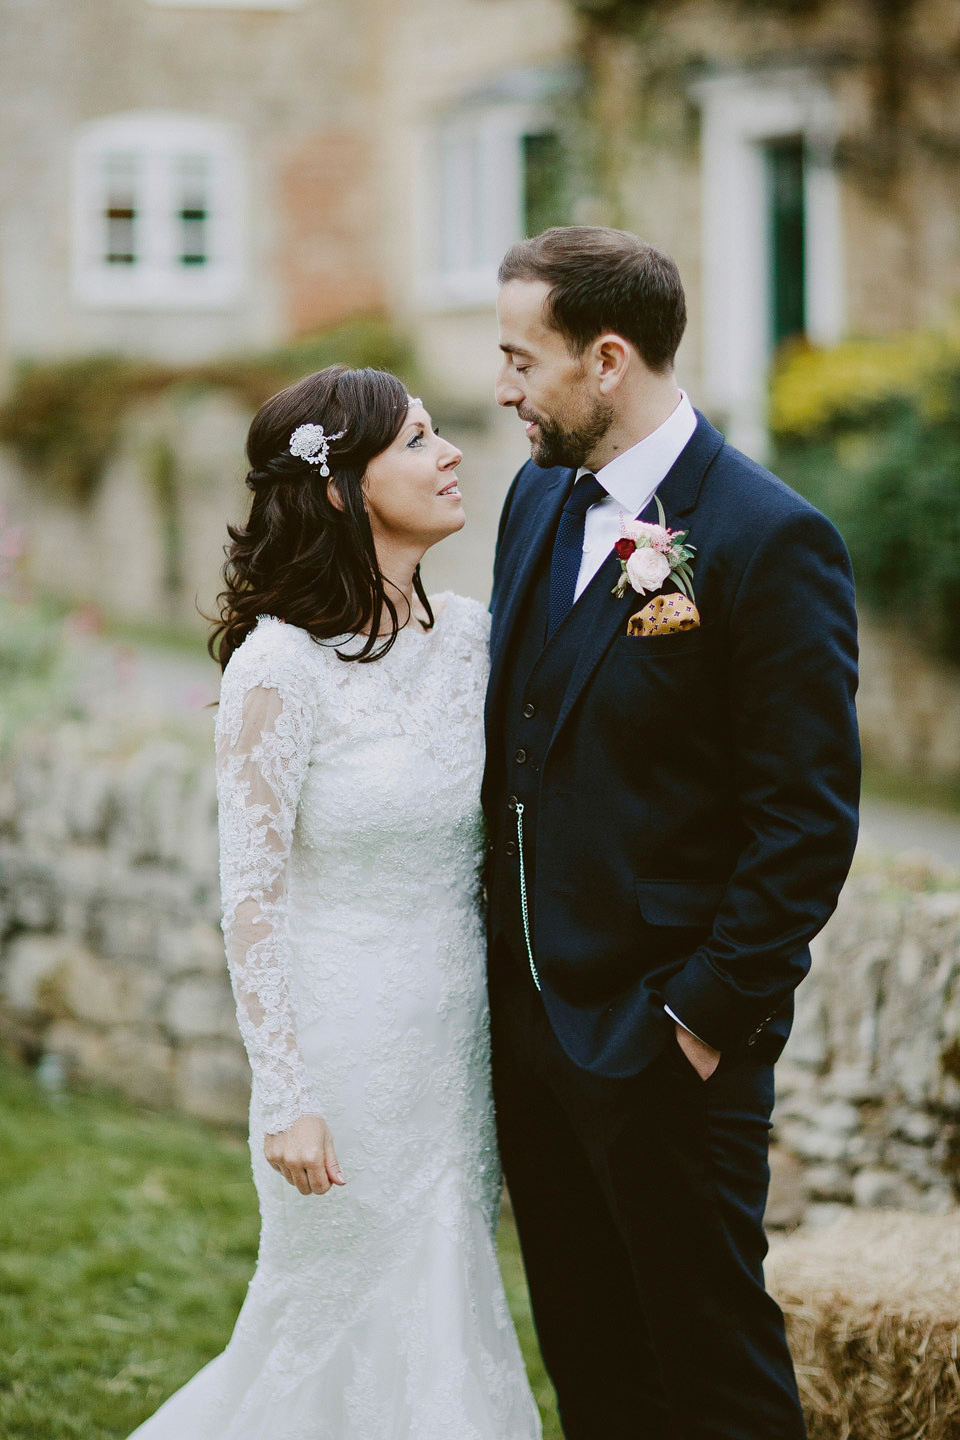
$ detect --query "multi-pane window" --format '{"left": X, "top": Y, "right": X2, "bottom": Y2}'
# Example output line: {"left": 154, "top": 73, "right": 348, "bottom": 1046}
{"left": 73, "top": 114, "right": 242, "bottom": 307}
{"left": 522, "top": 131, "right": 567, "bottom": 238}
{"left": 103, "top": 154, "right": 138, "bottom": 265}
{"left": 426, "top": 107, "right": 568, "bottom": 305}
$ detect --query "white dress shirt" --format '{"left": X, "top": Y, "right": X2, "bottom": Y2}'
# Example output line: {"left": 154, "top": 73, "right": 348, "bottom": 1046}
{"left": 571, "top": 391, "right": 710, "bottom": 1048}
{"left": 573, "top": 391, "right": 697, "bottom": 601}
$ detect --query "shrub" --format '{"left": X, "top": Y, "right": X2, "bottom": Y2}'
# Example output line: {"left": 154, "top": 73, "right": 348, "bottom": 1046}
{"left": 0, "top": 318, "right": 414, "bottom": 503}
{"left": 771, "top": 334, "right": 960, "bottom": 665}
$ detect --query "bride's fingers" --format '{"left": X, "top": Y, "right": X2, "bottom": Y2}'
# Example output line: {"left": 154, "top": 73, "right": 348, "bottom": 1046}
{"left": 307, "top": 1162, "right": 331, "bottom": 1196}
{"left": 324, "top": 1134, "right": 346, "bottom": 1187}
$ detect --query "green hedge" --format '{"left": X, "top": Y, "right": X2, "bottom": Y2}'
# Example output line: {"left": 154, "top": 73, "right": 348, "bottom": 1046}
{"left": 0, "top": 318, "right": 414, "bottom": 502}
{"left": 771, "top": 336, "right": 960, "bottom": 665}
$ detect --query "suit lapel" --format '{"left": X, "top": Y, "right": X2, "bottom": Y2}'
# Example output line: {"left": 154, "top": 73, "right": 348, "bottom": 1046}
{"left": 487, "top": 465, "right": 573, "bottom": 728}
{"left": 548, "top": 413, "right": 724, "bottom": 748}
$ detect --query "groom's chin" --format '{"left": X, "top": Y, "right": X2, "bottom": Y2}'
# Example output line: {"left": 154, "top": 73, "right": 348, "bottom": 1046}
{"left": 531, "top": 440, "right": 567, "bottom": 470}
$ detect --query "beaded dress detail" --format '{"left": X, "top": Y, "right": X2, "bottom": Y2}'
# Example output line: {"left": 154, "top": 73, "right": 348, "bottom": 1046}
{"left": 127, "top": 594, "right": 541, "bottom": 1440}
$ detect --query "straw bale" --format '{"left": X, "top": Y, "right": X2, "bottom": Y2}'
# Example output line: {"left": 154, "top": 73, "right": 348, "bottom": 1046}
{"left": 766, "top": 1211, "right": 960, "bottom": 1439}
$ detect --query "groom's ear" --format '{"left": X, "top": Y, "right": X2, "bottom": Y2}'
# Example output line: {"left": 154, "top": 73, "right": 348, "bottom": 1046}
{"left": 593, "top": 333, "right": 631, "bottom": 394}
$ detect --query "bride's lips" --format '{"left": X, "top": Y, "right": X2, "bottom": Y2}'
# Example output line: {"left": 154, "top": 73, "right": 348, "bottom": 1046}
{"left": 437, "top": 481, "right": 461, "bottom": 497}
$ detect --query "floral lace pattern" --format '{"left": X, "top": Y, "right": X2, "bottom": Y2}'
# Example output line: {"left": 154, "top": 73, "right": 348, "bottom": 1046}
{"left": 127, "top": 594, "right": 541, "bottom": 1440}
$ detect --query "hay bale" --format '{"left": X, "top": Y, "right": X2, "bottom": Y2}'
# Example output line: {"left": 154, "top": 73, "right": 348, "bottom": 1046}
{"left": 766, "top": 1211, "right": 960, "bottom": 1439}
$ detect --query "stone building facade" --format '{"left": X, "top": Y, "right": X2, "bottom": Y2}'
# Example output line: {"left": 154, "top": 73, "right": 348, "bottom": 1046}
{"left": 3, "top": 0, "right": 959, "bottom": 426}
{"left": 2, "top": 0, "right": 960, "bottom": 765}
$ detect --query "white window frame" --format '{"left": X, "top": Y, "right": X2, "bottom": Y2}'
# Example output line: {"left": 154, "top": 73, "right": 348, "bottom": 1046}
{"left": 149, "top": 0, "right": 303, "bottom": 9}
{"left": 693, "top": 71, "right": 844, "bottom": 457}
{"left": 417, "top": 102, "right": 554, "bottom": 310}
{"left": 72, "top": 112, "right": 244, "bottom": 310}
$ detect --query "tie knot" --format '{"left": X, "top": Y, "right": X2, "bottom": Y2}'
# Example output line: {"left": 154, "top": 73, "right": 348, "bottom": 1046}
{"left": 564, "top": 473, "right": 606, "bottom": 518}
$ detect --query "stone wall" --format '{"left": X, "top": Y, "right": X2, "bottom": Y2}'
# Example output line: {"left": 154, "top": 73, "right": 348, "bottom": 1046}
{"left": 3, "top": 715, "right": 960, "bottom": 1225}
{"left": 772, "top": 857, "right": 960, "bottom": 1226}
{"left": 0, "top": 717, "right": 250, "bottom": 1125}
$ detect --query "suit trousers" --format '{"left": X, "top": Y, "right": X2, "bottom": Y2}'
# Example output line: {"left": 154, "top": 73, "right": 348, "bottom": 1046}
{"left": 489, "top": 938, "right": 806, "bottom": 1440}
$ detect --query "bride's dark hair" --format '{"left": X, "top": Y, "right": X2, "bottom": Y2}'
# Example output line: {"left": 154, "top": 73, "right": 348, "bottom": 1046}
{"left": 208, "top": 364, "right": 434, "bottom": 670}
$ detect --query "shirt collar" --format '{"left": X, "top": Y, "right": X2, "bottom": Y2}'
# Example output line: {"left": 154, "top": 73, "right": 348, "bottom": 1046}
{"left": 579, "top": 392, "right": 697, "bottom": 514}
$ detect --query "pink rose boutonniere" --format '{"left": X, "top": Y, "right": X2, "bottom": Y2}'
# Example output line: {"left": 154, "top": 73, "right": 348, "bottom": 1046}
{"left": 612, "top": 495, "right": 696, "bottom": 601}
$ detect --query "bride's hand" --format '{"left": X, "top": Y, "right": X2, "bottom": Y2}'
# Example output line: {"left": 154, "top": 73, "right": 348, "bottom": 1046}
{"left": 264, "top": 1115, "right": 345, "bottom": 1195}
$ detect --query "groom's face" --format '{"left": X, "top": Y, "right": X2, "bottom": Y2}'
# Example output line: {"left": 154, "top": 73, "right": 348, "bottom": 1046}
{"left": 496, "top": 280, "right": 613, "bottom": 470}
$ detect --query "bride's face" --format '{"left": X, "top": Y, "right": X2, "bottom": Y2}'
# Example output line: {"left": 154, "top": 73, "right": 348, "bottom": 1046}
{"left": 361, "top": 403, "right": 465, "bottom": 552}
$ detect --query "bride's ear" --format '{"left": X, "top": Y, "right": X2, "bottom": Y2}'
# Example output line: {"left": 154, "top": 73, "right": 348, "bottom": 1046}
{"left": 327, "top": 476, "right": 345, "bottom": 511}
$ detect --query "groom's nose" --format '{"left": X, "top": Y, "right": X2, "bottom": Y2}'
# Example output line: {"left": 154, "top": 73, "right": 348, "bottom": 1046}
{"left": 495, "top": 366, "right": 523, "bottom": 408}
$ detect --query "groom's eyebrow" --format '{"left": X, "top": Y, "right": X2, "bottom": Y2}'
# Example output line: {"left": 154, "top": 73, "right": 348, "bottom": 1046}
{"left": 500, "top": 343, "right": 534, "bottom": 358}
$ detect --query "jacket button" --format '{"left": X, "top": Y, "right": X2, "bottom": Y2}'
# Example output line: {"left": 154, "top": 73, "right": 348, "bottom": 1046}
{"left": 746, "top": 1033, "right": 758, "bottom": 1047}
{"left": 504, "top": 840, "right": 518, "bottom": 857}
{"left": 522, "top": 702, "right": 536, "bottom": 718}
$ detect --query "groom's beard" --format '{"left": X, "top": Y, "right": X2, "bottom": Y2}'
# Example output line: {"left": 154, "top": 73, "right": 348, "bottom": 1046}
{"left": 524, "top": 398, "right": 614, "bottom": 470}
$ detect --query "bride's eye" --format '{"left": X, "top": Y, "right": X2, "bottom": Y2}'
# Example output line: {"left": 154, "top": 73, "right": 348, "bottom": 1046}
{"left": 406, "top": 430, "right": 425, "bottom": 448}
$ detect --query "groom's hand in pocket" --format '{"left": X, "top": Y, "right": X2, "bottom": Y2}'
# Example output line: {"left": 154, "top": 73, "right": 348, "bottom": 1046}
{"left": 674, "top": 1021, "right": 721, "bottom": 1081}
{"left": 264, "top": 1114, "right": 346, "bottom": 1195}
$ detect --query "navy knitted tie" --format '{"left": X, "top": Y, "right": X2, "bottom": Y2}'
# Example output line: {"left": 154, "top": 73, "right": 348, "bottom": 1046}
{"left": 547, "top": 473, "right": 607, "bottom": 639}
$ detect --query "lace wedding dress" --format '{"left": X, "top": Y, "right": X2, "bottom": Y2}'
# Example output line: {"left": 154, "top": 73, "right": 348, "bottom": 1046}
{"left": 128, "top": 594, "right": 541, "bottom": 1440}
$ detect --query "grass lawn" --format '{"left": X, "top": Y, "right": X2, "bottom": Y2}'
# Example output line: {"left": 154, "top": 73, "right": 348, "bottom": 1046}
{"left": 0, "top": 1058, "right": 561, "bottom": 1439}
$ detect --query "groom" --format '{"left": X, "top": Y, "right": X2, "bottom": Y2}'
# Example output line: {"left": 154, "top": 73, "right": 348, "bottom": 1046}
{"left": 483, "top": 227, "right": 860, "bottom": 1439}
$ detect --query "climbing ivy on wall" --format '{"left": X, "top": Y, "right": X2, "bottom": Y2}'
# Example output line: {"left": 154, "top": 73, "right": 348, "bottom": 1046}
{"left": 0, "top": 318, "right": 413, "bottom": 504}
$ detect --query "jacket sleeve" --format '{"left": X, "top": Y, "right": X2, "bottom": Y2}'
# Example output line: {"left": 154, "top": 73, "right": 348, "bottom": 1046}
{"left": 662, "top": 504, "right": 861, "bottom": 1051}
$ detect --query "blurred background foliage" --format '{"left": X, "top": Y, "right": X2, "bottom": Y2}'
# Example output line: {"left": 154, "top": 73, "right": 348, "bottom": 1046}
{"left": 0, "top": 317, "right": 413, "bottom": 505}
{"left": 771, "top": 328, "right": 960, "bottom": 665}
{"left": 0, "top": 595, "right": 73, "bottom": 751}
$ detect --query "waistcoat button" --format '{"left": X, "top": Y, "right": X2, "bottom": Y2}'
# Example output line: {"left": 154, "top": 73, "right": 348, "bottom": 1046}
{"left": 522, "top": 702, "right": 536, "bottom": 718}
{"left": 504, "top": 840, "right": 518, "bottom": 857}
{"left": 514, "top": 748, "right": 528, "bottom": 764}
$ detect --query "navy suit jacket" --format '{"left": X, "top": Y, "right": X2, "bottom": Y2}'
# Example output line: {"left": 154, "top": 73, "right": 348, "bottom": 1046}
{"left": 483, "top": 412, "right": 860, "bottom": 1074}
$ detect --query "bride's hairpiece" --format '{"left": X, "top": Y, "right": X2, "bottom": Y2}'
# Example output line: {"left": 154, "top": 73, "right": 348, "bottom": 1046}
{"left": 289, "top": 422, "right": 348, "bottom": 478}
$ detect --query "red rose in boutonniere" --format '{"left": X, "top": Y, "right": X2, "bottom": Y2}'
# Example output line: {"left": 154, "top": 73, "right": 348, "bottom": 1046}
{"left": 612, "top": 495, "right": 696, "bottom": 601}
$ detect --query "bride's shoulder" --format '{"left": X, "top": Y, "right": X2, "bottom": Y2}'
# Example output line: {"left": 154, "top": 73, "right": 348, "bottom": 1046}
{"left": 430, "top": 592, "right": 490, "bottom": 646}
{"left": 221, "top": 616, "right": 325, "bottom": 698}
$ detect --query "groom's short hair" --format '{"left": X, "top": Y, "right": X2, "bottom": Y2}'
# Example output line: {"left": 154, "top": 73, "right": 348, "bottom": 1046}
{"left": 498, "top": 226, "right": 686, "bottom": 374}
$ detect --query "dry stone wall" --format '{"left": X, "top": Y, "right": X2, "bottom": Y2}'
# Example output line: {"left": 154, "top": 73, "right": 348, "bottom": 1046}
{"left": 0, "top": 717, "right": 250, "bottom": 1124}
{"left": 772, "top": 859, "right": 960, "bottom": 1225}
{"left": 3, "top": 717, "right": 960, "bottom": 1225}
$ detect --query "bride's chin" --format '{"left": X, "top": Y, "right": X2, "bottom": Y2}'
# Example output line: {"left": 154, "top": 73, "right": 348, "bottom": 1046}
{"left": 440, "top": 508, "right": 467, "bottom": 538}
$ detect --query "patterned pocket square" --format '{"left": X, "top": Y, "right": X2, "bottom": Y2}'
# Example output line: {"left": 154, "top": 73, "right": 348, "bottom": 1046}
{"left": 627, "top": 593, "right": 701, "bottom": 637}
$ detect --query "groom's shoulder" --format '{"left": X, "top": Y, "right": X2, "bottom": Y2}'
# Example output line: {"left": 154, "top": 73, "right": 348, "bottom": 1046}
{"left": 701, "top": 429, "right": 839, "bottom": 540}
{"left": 501, "top": 459, "right": 570, "bottom": 523}
{"left": 512, "top": 458, "right": 571, "bottom": 496}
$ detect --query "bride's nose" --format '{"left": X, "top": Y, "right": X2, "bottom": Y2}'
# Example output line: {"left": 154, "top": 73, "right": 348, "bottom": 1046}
{"left": 440, "top": 441, "right": 462, "bottom": 469}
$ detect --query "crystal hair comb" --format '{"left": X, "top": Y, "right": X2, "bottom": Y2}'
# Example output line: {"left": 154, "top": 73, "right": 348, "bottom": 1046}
{"left": 289, "top": 423, "right": 348, "bottom": 478}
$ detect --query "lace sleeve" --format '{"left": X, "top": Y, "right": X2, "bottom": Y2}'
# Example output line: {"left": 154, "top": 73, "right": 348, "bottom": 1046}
{"left": 215, "top": 654, "right": 323, "bottom": 1134}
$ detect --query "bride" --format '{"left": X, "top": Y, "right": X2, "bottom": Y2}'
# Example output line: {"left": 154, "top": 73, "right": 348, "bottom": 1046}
{"left": 127, "top": 364, "right": 542, "bottom": 1439}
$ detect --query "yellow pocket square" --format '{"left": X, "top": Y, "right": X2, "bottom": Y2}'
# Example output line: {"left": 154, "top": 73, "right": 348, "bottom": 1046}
{"left": 627, "top": 593, "right": 701, "bottom": 637}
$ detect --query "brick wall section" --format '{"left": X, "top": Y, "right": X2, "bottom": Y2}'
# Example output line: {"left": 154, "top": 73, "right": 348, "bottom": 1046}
{"left": 278, "top": 129, "right": 385, "bottom": 335}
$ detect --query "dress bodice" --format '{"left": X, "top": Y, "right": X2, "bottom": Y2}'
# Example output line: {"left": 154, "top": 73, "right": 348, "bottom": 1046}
{"left": 214, "top": 594, "right": 490, "bottom": 1134}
